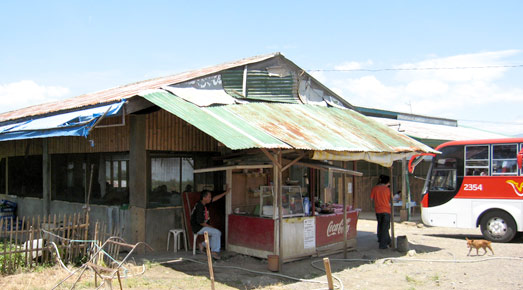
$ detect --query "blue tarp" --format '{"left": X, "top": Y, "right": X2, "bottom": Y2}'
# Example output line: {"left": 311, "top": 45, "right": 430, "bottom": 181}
{"left": 0, "top": 101, "right": 125, "bottom": 141}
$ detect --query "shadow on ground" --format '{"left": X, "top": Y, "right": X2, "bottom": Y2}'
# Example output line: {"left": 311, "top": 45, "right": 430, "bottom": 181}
{"left": 127, "top": 229, "right": 444, "bottom": 289}
{"left": 425, "top": 233, "right": 523, "bottom": 244}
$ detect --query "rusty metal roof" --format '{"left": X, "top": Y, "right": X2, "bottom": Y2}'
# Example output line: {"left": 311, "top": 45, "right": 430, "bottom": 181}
{"left": 214, "top": 103, "right": 435, "bottom": 153}
{"left": 0, "top": 53, "right": 280, "bottom": 123}
{"left": 141, "top": 90, "right": 290, "bottom": 150}
{"left": 142, "top": 90, "right": 435, "bottom": 154}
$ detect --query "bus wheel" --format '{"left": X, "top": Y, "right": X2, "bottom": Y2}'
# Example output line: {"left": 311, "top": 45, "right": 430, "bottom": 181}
{"left": 480, "top": 211, "right": 516, "bottom": 243}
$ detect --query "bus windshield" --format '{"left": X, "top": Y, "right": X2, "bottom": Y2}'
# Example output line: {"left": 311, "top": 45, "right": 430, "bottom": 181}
{"left": 429, "top": 157, "right": 457, "bottom": 191}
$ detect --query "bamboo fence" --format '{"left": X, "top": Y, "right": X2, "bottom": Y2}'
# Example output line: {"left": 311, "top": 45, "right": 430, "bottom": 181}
{"left": 0, "top": 213, "right": 89, "bottom": 274}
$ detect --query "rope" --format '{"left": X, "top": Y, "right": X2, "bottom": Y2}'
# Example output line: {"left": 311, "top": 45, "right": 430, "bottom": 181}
{"left": 41, "top": 228, "right": 126, "bottom": 272}
{"left": 309, "top": 260, "right": 344, "bottom": 290}
{"left": 321, "top": 256, "right": 523, "bottom": 264}
{"left": 49, "top": 241, "right": 73, "bottom": 273}
{"left": 52, "top": 236, "right": 148, "bottom": 290}
{"left": 159, "top": 257, "right": 343, "bottom": 289}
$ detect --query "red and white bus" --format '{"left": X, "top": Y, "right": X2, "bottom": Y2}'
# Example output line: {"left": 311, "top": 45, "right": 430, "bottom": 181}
{"left": 411, "top": 138, "right": 523, "bottom": 242}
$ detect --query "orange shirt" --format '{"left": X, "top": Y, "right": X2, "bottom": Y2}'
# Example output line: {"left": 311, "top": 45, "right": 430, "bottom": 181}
{"left": 371, "top": 184, "right": 391, "bottom": 214}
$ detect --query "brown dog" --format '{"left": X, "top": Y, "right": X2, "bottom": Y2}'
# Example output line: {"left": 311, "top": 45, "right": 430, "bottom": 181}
{"left": 466, "top": 238, "right": 494, "bottom": 256}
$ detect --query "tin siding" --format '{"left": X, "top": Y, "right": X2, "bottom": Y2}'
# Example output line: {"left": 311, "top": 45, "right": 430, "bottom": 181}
{"left": 221, "top": 69, "right": 299, "bottom": 103}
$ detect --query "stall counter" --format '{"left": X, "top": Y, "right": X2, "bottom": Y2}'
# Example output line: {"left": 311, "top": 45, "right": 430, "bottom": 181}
{"left": 227, "top": 209, "right": 360, "bottom": 261}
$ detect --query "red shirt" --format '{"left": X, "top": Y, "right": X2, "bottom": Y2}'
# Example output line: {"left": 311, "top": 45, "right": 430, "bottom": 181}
{"left": 371, "top": 184, "right": 391, "bottom": 214}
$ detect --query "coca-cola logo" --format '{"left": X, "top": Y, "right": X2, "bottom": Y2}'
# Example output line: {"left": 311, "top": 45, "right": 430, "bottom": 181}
{"left": 326, "top": 218, "right": 351, "bottom": 237}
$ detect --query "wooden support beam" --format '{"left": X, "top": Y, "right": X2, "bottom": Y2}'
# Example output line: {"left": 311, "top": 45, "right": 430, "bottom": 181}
{"left": 295, "top": 161, "right": 363, "bottom": 176}
{"left": 281, "top": 153, "right": 305, "bottom": 172}
{"left": 277, "top": 151, "right": 283, "bottom": 272}
{"left": 342, "top": 161, "right": 347, "bottom": 259}
{"left": 225, "top": 169, "right": 232, "bottom": 250}
{"left": 390, "top": 165, "right": 396, "bottom": 249}
{"left": 261, "top": 148, "right": 281, "bottom": 168}
{"left": 42, "top": 140, "right": 50, "bottom": 216}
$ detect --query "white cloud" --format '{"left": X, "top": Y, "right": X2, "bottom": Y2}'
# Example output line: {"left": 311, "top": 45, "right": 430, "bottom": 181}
{"left": 405, "top": 79, "right": 448, "bottom": 97}
{"left": 396, "top": 50, "right": 519, "bottom": 83}
{"left": 328, "top": 50, "right": 523, "bottom": 135}
{"left": 0, "top": 80, "right": 70, "bottom": 113}
{"left": 334, "top": 60, "right": 373, "bottom": 71}
{"left": 343, "top": 75, "right": 400, "bottom": 102}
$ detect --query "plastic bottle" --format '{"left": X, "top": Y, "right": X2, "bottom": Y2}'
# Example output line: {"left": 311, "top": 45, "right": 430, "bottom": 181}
{"left": 303, "top": 197, "right": 310, "bottom": 216}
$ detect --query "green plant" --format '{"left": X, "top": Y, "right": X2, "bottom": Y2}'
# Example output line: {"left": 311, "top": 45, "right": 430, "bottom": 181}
{"left": 431, "top": 273, "right": 440, "bottom": 286}
{"left": 144, "top": 260, "right": 158, "bottom": 269}
{"left": 0, "top": 241, "right": 27, "bottom": 274}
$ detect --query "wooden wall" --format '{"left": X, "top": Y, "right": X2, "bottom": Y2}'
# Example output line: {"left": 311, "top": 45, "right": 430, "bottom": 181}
{"left": 145, "top": 109, "right": 218, "bottom": 152}
{"left": 0, "top": 109, "right": 220, "bottom": 157}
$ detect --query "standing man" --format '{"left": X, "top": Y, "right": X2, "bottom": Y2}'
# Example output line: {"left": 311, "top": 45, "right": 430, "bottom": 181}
{"left": 371, "top": 175, "right": 391, "bottom": 249}
{"left": 190, "top": 186, "right": 231, "bottom": 260}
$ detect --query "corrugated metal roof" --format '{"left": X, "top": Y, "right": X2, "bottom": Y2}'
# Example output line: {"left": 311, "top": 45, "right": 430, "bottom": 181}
{"left": 140, "top": 90, "right": 290, "bottom": 150}
{"left": 371, "top": 117, "right": 508, "bottom": 142}
{"left": 0, "top": 53, "right": 281, "bottom": 123}
{"left": 142, "top": 90, "right": 435, "bottom": 154}
{"left": 215, "top": 103, "right": 435, "bottom": 153}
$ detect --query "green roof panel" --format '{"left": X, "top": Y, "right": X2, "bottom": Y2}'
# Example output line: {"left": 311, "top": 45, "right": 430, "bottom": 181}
{"left": 141, "top": 91, "right": 290, "bottom": 150}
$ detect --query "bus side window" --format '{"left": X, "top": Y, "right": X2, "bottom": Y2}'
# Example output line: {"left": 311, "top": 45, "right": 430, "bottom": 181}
{"left": 466, "top": 168, "right": 488, "bottom": 176}
{"left": 465, "top": 145, "right": 489, "bottom": 176}
{"left": 491, "top": 144, "right": 518, "bottom": 176}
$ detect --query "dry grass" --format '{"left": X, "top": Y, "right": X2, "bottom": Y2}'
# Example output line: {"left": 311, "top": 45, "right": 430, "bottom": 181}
{"left": 0, "top": 263, "right": 244, "bottom": 290}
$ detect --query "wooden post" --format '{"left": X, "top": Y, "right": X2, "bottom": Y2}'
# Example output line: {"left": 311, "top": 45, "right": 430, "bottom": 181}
{"left": 323, "top": 257, "right": 334, "bottom": 290}
{"left": 277, "top": 151, "right": 283, "bottom": 272}
{"left": 400, "top": 158, "right": 408, "bottom": 221}
{"left": 389, "top": 166, "right": 396, "bottom": 249}
{"left": 225, "top": 169, "right": 232, "bottom": 250}
{"left": 204, "top": 232, "right": 215, "bottom": 290}
{"left": 5, "top": 157, "right": 8, "bottom": 196}
{"left": 342, "top": 162, "right": 347, "bottom": 259}
{"left": 352, "top": 162, "right": 357, "bottom": 208}
{"left": 42, "top": 139, "right": 50, "bottom": 216}
{"left": 116, "top": 270, "right": 123, "bottom": 290}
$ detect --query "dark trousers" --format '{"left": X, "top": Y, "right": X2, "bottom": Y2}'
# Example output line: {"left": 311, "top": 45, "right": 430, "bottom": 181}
{"left": 376, "top": 213, "right": 391, "bottom": 249}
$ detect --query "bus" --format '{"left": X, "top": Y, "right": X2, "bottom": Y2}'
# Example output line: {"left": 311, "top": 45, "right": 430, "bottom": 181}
{"left": 410, "top": 138, "right": 523, "bottom": 242}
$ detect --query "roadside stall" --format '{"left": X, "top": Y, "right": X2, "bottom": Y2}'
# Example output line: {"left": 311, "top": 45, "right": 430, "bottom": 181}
{"left": 193, "top": 156, "right": 363, "bottom": 263}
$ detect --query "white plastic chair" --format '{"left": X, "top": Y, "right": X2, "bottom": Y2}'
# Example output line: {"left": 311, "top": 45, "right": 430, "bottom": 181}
{"left": 192, "top": 232, "right": 205, "bottom": 255}
{"left": 167, "top": 229, "right": 187, "bottom": 252}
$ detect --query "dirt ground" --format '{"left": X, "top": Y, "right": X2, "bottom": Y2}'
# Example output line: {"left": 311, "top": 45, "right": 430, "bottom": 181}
{"left": 1, "top": 212, "right": 522, "bottom": 289}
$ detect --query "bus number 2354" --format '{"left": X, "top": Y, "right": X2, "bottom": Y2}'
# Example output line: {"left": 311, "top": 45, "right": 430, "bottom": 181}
{"left": 464, "top": 184, "right": 483, "bottom": 191}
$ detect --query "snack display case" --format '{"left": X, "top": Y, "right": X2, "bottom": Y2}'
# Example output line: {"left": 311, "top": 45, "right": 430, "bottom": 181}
{"left": 259, "top": 186, "right": 304, "bottom": 218}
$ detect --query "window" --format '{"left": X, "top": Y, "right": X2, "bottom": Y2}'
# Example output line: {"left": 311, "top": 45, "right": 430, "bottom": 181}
{"left": 465, "top": 145, "right": 490, "bottom": 176}
{"left": 491, "top": 144, "right": 518, "bottom": 176}
{"left": 105, "top": 159, "right": 128, "bottom": 189}
{"left": 53, "top": 154, "right": 87, "bottom": 203}
{"left": 8, "top": 156, "right": 43, "bottom": 198}
{"left": 52, "top": 153, "right": 128, "bottom": 205}
{"left": 99, "top": 155, "right": 129, "bottom": 205}
{"left": 150, "top": 157, "right": 194, "bottom": 207}
{"left": 0, "top": 158, "right": 5, "bottom": 195}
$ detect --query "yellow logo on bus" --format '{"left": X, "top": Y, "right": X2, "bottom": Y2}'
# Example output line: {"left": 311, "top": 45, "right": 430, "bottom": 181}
{"left": 506, "top": 180, "right": 523, "bottom": 197}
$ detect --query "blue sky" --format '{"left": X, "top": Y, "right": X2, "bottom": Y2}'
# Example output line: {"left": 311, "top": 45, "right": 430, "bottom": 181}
{"left": 1, "top": 1, "right": 522, "bottom": 135}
